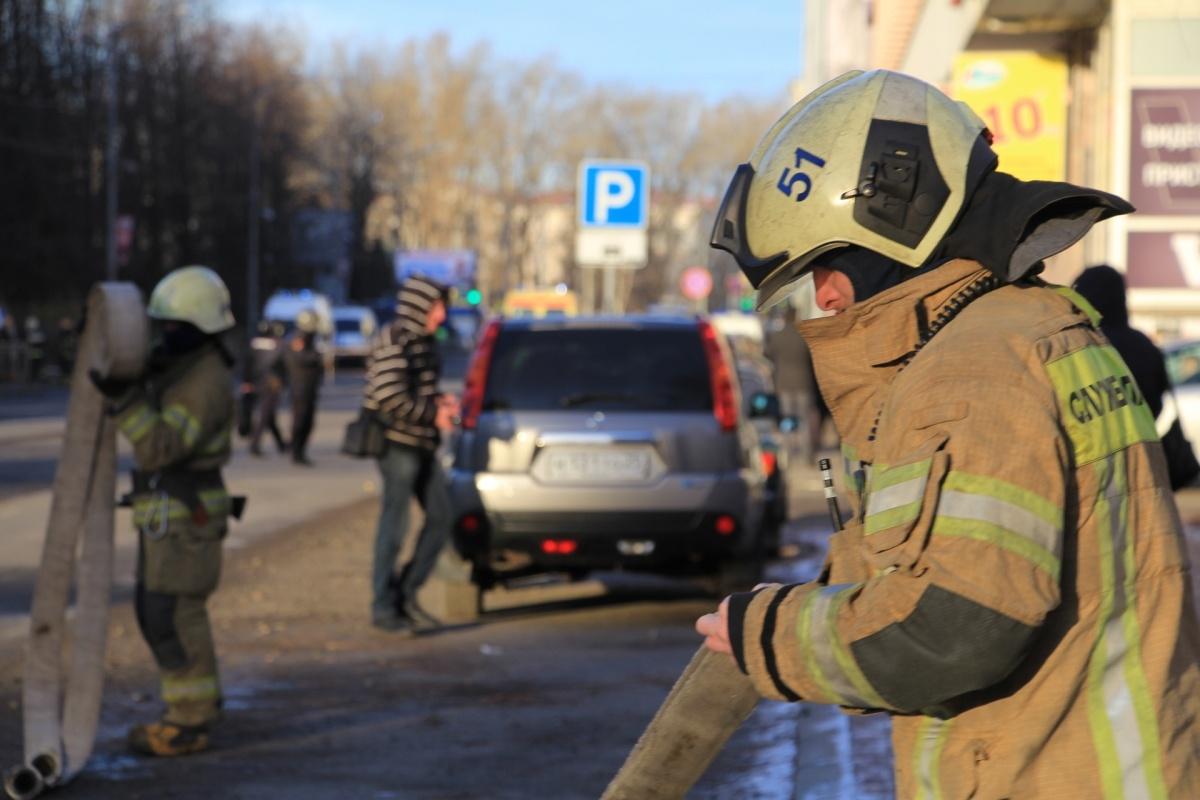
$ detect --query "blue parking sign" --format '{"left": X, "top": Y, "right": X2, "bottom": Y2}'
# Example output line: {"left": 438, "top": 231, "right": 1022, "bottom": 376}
{"left": 579, "top": 161, "right": 648, "bottom": 228}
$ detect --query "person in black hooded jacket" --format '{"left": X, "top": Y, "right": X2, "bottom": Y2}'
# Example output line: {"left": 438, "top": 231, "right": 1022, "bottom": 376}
{"left": 1073, "top": 263, "right": 1198, "bottom": 489}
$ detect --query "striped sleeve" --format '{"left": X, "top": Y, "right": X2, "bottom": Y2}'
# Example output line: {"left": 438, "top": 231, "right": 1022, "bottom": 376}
{"left": 365, "top": 329, "right": 437, "bottom": 428}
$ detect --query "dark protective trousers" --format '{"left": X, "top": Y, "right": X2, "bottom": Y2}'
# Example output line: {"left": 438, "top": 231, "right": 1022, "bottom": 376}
{"left": 250, "top": 380, "right": 286, "bottom": 452}
{"left": 372, "top": 444, "right": 453, "bottom": 617}
{"left": 135, "top": 530, "right": 222, "bottom": 726}
{"left": 289, "top": 386, "right": 318, "bottom": 460}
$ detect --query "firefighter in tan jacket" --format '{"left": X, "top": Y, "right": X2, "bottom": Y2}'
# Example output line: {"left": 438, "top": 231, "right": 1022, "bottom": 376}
{"left": 698, "top": 70, "right": 1200, "bottom": 798}
{"left": 93, "top": 266, "right": 237, "bottom": 757}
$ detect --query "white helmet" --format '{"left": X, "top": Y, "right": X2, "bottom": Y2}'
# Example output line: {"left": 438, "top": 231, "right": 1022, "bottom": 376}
{"left": 711, "top": 69, "right": 996, "bottom": 309}
{"left": 295, "top": 309, "right": 319, "bottom": 333}
{"left": 147, "top": 266, "right": 235, "bottom": 334}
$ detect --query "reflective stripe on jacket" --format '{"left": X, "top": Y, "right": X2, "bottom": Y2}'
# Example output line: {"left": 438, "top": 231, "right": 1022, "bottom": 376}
{"left": 728, "top": 260, "right": 1200, "bottom": 798}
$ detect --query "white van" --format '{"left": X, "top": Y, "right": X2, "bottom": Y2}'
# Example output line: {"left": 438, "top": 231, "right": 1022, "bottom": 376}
{"left": 331, "top": 305, "right": 378, "bottom": 363}
{"left": 262, "top": 290, "right": 334, "bottom": 350}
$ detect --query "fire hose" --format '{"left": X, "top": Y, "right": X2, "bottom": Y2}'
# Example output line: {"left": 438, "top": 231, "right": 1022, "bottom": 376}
{"left": 600, "top": 646, "right": 759, "bottom": 800}
{"left": 603, "top": 459, "right": 848, "bottom": 798}
{"left": 4, "top": 284, "right": 147, "bottom": 800}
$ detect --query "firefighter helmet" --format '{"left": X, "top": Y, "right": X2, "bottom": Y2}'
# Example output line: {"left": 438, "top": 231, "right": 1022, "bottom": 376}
{"left": 710, "top": 69, "right": 995, "bottom": 309}
{"left": 146, "top": 266, "right": 235, "bottom": 334}
{"left": 295, "top": 309, "right": 319, "bottom": 334}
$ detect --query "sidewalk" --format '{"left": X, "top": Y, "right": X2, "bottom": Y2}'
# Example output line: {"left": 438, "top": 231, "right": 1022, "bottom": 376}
{"left": 0, "top": 408, "right": 378, "bottom": 644}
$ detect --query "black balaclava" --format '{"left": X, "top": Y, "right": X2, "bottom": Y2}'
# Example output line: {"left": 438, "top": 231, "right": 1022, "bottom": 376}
{"left": 819, "top": 246, "right": 939, "bottom": 303}
{"left": 160, "top": 321, "right": 208, "bottom": 356}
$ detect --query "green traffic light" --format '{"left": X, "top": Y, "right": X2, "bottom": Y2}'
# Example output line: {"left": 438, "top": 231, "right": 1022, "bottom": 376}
{"left": 466, "top": 288, "right": 482, "bottom": 306}
{"left": 739, "top": 296, "right": 754, "bottom": 312}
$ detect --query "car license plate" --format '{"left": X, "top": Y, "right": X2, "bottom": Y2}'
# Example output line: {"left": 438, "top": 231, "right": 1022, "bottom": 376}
{"left": 539, "top": 448, "right": 652, "bottom": 483}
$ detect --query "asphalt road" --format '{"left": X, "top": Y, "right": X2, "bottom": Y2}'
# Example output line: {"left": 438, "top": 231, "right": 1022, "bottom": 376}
{"left": 0, "top": 491, "right": 893, "bottom": 799}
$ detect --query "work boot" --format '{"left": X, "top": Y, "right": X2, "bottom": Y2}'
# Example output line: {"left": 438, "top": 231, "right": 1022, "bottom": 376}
{"left": 127, "top": 720, "right": 210, "bottom": 757}
{"left": 371, "top": 611, "right": 414, "bottom": 636}
{"left": 403, "top": 599, "right": 442, "bottom": 632}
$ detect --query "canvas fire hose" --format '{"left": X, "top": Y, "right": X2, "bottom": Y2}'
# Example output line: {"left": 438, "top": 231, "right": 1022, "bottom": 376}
{"left": 4, "top": 283, "right": 147, "bottom": 800}
{"left": 600, "top": 645, "right": 760, "bottom": 799}
{"left": 603, "top": 459, "right": 850, "bottom": 798}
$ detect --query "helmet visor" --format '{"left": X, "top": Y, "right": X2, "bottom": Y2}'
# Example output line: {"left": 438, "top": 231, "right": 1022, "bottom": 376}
{"left": 709, "top": 163, "right": 789, "bottom": 289}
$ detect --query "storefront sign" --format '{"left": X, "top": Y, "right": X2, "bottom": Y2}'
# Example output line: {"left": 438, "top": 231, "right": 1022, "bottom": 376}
{"left": 951, "top": 51, "right": 1068, "bottom": 181}
{"left": 1130, "top": 88, "right": 1200, "bottom": 216}
{"left": 1127, "top": 231, "right": 1200, "bottom": 288}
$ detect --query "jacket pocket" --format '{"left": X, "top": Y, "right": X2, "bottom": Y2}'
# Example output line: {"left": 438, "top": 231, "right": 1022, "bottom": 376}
{"left": 862, "top": 439, "right": 950, "bottom": 572}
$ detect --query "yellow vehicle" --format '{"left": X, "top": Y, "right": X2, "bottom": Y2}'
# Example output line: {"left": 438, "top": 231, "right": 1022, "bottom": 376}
{"left": 500, "top": 288, "right": 578, "bottom": 318}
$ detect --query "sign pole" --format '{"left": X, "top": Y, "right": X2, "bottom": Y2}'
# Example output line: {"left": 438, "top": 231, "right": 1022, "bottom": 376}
{"left": 602, "top": 267, "right": 616, "bottom": 314}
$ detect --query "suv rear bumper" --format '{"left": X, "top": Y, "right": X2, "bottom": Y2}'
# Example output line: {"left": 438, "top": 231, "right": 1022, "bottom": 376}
{"left": 449, "top": 470, "right": 764, "bottom": 570}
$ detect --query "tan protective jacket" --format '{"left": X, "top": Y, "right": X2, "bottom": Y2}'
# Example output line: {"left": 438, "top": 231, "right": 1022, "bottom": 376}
{"left": 728, "top": 260, "right": 1200, "bottom": 798}
{"left": 116, "top": 344, "right": 233, "bottom": 595}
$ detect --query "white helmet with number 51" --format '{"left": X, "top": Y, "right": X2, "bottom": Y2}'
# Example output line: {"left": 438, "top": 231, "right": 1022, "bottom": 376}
{"left": 710, "top": 70, "right": 996, "bottom": 310}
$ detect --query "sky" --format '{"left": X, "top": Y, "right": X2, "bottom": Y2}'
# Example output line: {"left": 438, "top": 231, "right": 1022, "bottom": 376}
{"left": 218, "top": 0, "right": 806, "bottom": 103}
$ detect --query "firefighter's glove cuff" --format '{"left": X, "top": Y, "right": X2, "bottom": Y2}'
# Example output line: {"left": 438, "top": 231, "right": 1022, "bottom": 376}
{"left": 728, "top": 582, "right": 814, "bottom": 703}
{"left": 88, "top": 369, "right": 138, "bottom": 411}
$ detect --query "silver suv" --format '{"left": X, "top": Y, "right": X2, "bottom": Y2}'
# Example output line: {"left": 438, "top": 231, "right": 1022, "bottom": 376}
{"left": 448, "top": 315, "right": 773, "bottom": 593}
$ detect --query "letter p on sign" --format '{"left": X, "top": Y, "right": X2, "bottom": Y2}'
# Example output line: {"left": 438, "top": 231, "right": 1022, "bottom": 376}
{"left": 595, "top": 171, "right": 635, "bottom": 224}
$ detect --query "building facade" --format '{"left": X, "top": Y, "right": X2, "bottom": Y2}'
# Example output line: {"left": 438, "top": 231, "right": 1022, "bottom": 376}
{"left": 871, "top": 0, "right": 1200, "bottom": 338}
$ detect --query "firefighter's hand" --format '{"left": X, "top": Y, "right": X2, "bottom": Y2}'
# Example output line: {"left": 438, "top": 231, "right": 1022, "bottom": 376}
{"left": 88, "top": 369, "right": 137, "bottom": 399}
{"left": 695, "top": 597, "right": 732, "bottom": 656}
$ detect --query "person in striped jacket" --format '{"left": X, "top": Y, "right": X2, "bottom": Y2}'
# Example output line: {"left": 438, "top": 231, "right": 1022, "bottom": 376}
{"left": 363, "top": 275, "right": 460, "bottom": 633}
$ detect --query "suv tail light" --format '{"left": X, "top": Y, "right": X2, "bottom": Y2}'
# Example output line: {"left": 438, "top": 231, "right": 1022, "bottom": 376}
{"left": 697, "top": 320, "right": 738, "bottom": 432}
{"left": 460, "top": 319, "right": 502, "bottom": 430}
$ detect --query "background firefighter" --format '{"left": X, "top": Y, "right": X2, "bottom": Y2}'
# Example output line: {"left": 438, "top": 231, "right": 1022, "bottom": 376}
{"left": 91, "top": 265, "right": 237, "bottom": 757}
{"left": 283, "top": 310, "right": 324, "bottom": 467}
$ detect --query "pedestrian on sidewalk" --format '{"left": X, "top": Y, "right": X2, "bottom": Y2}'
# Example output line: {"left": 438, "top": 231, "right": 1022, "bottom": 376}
{"left": 1072, "top": 263, "right": 1200, "bottom": 489}
{"left": 91, "top": 265, "right": 238, "bottom": 757}
{"left": 247, "top": 320, "right": 288, "bottom": 456}
{"left": 364, "top": 275, "right": 460, "bottom": 634}
{"left": 698, "top": 70, "right": 1199, "bottom": 798}
{"left": 283, "top": 310, "right": 323, "bottom": 466}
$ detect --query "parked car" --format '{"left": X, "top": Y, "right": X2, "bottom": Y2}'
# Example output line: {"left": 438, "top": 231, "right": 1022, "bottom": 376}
{"left": 1163, "top": 339, "right": 1200, "bottom": 456}
{"left": 331, "top": 305, "right": 377, "bottom": 364}
{"left": 730, "top": 352, "right": 788, "bottom": 554}
{"left": 447, "top": 314, "right": 773, "bottom": 595}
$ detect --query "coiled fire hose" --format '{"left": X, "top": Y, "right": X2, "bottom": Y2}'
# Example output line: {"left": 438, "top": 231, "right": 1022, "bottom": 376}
{"left": 4, "top": 284, "right": 147, "bottom": 800}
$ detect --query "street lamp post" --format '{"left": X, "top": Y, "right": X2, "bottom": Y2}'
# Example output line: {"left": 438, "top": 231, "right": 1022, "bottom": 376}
{"left": 104, "top": 25, "right": 120, "bottom": 282}
{"left": 245, "top": 100, "right": 262, "bottom": 335}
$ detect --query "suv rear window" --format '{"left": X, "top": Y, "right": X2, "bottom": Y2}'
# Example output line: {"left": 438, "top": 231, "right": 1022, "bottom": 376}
{"left": 484, "top": 327, "right": 713, "bottom": 412}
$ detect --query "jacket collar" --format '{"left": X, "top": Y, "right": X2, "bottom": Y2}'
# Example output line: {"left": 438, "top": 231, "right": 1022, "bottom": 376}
{"left": 797, "top": 259, "right": 992, "bottom": 461}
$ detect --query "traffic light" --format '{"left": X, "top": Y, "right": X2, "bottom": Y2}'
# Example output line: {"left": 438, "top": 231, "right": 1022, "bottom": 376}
{"left": 739, "top": 295, "right": 754, "bottom": 312}
{"left": 465, "top": 288, "right": 482, "bottom": 306}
